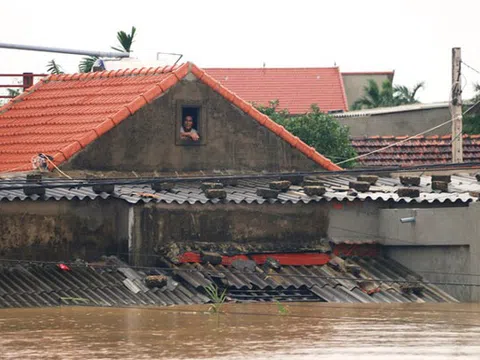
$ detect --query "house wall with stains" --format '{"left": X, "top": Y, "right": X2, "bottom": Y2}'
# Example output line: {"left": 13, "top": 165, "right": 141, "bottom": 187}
{"left": 64, "top": 76, "right": 320, "bottom": 173}
{"left": 380, "top": 204, "right": 480, "bottom": 301}
{"left": 0, "top": 199, "right": 129, "bottom": 262}
{"left": 336, "top": 107, "right": 450, "bottom": 137}
{"left": 130, "top": 202, "right": 331, "bottom": 266}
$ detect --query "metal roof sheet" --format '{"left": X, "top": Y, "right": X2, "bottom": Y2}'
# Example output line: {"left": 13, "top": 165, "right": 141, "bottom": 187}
{"left": 0, "top": 174, "right": 478, "bottom": 205}
{"left": 173, "top": 257, "right": 457, "bottom": 304}
{"left": 0, "top": 254, "right": 458, "bottom": 308}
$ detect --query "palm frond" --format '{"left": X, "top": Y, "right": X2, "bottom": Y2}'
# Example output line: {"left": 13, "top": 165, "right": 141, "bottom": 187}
{"left": 7, "top": 88, "right": 20, "bottom": 97}
{"left": 111, "top": 26, "right": 137, "bottom": 53}
{"left": 46, "top": 59, "right": 64, "bottom": 75}
{"left": 79, "top": 56, "right": 98, "bottom": 73}
{"left": 410, "top": 82, "right": 425, "bottom": 100}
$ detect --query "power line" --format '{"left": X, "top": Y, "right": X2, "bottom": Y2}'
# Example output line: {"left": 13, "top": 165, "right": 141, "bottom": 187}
{"left": 462, "top": 60, "right": 480, "bottom": 76}
{"left": 1, "top": 257, "right": 479, "bottom": 288}
{"left": 335, "top": 118, "right": 454, "bottom": 166}
{"left": 2, "top": 161, "right": 480, "bottom": 191}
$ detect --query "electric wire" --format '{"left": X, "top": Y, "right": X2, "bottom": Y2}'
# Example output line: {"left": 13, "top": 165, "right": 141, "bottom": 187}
{"left": 462, "top": 61, "right": 480, "bottom": 76}
{"left": 1, "top": 161, "right": 480, "bottom": 191}
{"left": 1, "top": 256, "right": 479, "bottom": 288}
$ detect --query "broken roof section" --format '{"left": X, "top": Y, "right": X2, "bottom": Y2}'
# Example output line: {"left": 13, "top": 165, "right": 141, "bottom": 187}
{"left": 0, "top": 62, "right": 341, "bottom": 173}
{"left": 0, "top": 250, "right": 457, "bottom": 308}
{"left": 205, "top": 67, "right": 348, "bottom": 114}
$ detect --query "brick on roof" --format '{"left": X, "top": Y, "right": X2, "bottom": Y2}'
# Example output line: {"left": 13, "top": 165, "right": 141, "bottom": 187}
{"left": 0, "top": 62, "right": 341, "bottom": 173}
{"left": 351, "top": 134, "right": 480, "bottom": 167}
{"left": 204, "top": 67, "right": 348, "bottom": 114}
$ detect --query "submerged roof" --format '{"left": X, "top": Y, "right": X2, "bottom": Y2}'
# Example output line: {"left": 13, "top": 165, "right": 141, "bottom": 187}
{"left": 0, "top": 250, "right": 457, "bottom": 308}
{"left": 204, "top": 67, "right": 348, "bottom": 114}
{"left": 0, "top": 63, "right": 340, "bottom": 173}
{"left": 351, "top": 134, "right": 480, "bottom": 167}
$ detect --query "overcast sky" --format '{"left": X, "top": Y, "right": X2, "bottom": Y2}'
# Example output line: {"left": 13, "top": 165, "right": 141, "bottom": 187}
{"left": 1, "top": 0, "right": 480, "bottom": 103}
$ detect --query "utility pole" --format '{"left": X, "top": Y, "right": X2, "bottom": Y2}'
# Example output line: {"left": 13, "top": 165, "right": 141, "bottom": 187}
{"left": 451, "top": 47, "right": 463, "bottom": 163}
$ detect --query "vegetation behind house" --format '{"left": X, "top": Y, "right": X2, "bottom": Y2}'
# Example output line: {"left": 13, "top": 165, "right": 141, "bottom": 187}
{"left": 352, "top": 79, "right": 425, "bottom": 110}
{"left": 256, "top": 100, "right": 357, "bottom": 167}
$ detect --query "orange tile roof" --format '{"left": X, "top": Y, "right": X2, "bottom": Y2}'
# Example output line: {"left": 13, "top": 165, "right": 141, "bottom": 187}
{"left": 351, "top": 134, "right": 480, "bottom": 167}
{"left": 0, "top": 63, "right": 341, "bottom": 173}
{"left": 204, "top": 67, "right": 348, "bottom": 114}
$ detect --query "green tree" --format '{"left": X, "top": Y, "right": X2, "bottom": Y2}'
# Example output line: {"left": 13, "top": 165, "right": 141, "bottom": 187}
{"left": 352, "top": 80, "right": 425, "bottom": 110}
{"left": 463, "top": 83, "right": 480, "bottom": 134}
{"left": 394, "top": 82, "right": 424, "bottom": 104}
{"left": 256, "top": 101, "right": 357, "bottom": 167}
{"left": 79, "top": 26, "right": 136, "bottom": 73}
{"left": 0, "top": 88, "right": 20, "bottom": 105}
{"left": 352, "top": 80, "right": 395, "bottom": 110}
{"left": 46, "top": 59, "right": 64, "bottom": 75}
{"left": 111, "top": 26, "right": 136, "bottom": 53}
{"left": 79, "top": 56, "right": 98, "bottom": 73}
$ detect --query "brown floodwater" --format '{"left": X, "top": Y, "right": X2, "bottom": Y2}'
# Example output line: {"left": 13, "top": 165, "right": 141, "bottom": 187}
{"left": 1, "top": 303, "right": 480, "bottom": 359}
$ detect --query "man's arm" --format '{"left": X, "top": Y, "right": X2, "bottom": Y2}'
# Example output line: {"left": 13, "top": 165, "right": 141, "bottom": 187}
{"left": 180, "top": 130, "right": 200, "bottom": 141}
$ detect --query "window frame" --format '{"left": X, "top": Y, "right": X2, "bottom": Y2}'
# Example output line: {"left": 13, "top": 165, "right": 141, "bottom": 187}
{"left": 175, "top": 101, "right": 207, "bottom": 146}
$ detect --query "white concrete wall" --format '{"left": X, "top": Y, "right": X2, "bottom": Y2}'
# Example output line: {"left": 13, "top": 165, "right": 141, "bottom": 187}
{"left": 380, "top": 203, "right": 480, "bottom": 301}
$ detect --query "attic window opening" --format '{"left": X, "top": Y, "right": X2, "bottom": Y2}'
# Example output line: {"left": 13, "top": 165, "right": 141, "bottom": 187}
{"left": 180, "top": 106, "right": 201, "bottom": 142}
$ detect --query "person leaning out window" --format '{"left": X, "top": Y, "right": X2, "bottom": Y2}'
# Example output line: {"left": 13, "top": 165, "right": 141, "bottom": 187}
{"left": 180, "top": 115, "right": 200, "bottom": 141}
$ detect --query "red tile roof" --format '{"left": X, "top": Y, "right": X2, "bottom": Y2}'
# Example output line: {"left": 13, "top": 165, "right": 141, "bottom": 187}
{"left": 204, "top": 67, "right": 348, "bottom": 114}
{"left": 0, "top": 62, "right": 341, "bottom": 173}
{"left": 351, "top": 135, "right": 480, "bottom": 167}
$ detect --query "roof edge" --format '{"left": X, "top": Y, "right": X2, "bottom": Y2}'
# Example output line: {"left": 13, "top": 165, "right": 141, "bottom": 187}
{"left": 337, "top": 67, "right": 349, "bottom": 111}
{"left": 342, "top": 71, "right": 395, "bottom": 75}
{"left": 51, "top": 63, "right": 191, "bottom": 168}
{"left": 46, "top": 64, "right": 185, "bottom": 82}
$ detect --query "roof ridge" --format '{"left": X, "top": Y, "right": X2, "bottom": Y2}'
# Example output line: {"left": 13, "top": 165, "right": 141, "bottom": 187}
{"left": 46, "top": 64, "right": 185, "bottom": 82}
{"left": 204, "top": 67, "right": 340, "bottom": 70}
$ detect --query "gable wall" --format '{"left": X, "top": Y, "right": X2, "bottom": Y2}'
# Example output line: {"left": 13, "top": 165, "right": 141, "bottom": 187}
{"left": 64, "top": 77, "right": 320, "bottom": 173}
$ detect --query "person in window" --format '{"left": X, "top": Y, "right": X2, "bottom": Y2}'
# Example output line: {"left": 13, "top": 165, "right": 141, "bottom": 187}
{"left": 180, "top": 115, "right": 200, "bottom": 141}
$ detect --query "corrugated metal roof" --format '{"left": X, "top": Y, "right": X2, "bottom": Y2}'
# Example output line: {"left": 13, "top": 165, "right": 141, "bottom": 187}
{"left": 0, "top": 174, "right": 478, "bottom": 205}
{"left": 0, "top": 262, "right": 208, "bottom": 308}
{"left": 0, "top": 254, "right": 457, "bottom": 308}
{"left": 332, "top": 102, "right": 449, "bottom": 118}
{"left": 171, "top": 257, "right": 457, "bottom": 304}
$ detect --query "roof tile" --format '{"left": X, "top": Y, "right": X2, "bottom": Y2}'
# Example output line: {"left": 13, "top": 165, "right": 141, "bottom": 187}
{"left": 204, "top": 67, "right": 348, "bottom": 114}
{"left": 351, "top": 134, "right": 480, "bottom": 166}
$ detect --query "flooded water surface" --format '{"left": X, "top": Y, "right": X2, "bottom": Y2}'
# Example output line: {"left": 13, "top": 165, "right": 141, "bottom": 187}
{"left": 1, "top": 303, "right": 480, "bottom": 359}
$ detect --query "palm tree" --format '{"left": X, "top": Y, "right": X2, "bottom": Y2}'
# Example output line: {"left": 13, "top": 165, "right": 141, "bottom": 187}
{"left": 111, "top": 26, "right": 136, "bottom": 53}
{"left": 79, "top": 56, "right": 98, "bottom": 73}
{"left": 7, "top": 88, "right": 20, "bottom": 97}
{"left": 79, "top": 26, "right": 137, "bottom": 73}
{"left": 352, "top": 80, "right": 425, "bottom": 110}
{"left": 394, "top": 82, "right": 425, "bottom": 104}
{"left": 352, "top": 80, "right": 396, "bottom": 110}
{"left": 46, "top": 59, "right": 64, "bottom": 75}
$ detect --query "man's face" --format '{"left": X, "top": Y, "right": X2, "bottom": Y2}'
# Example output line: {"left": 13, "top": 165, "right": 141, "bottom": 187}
{"left": 184, "top": 116, "right": 193, "bottom": 130}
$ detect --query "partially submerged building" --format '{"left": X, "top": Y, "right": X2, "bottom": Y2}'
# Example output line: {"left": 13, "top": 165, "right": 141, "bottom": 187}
{"left": 0, "top": 63, "right": 478, "bottom": 306}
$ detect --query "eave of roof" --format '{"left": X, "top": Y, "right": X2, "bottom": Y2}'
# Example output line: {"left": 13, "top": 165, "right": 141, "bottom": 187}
{"left": 333, "top": 102, "right": 449, "bottom": 118}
